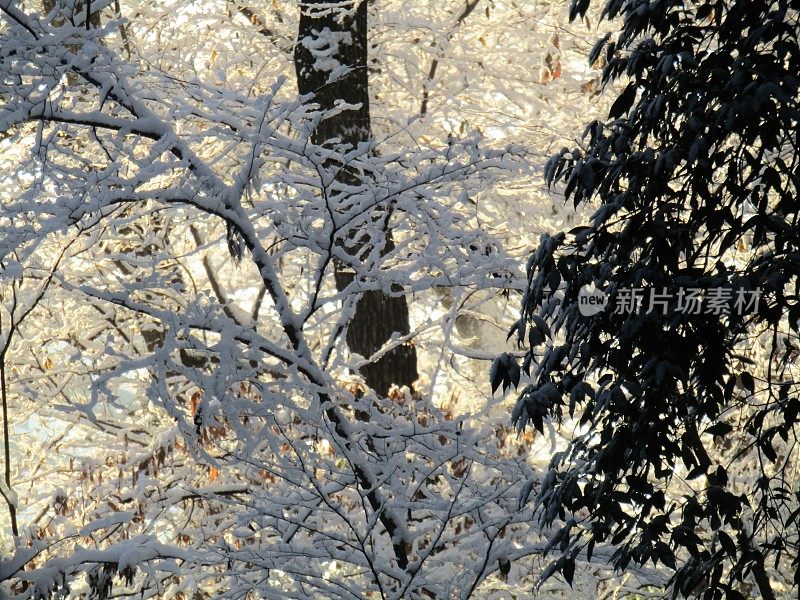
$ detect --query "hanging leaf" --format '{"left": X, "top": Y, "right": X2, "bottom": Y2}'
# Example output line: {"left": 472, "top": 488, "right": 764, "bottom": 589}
{"left": 608, "top": 82, "right": 637, "bottom": 119}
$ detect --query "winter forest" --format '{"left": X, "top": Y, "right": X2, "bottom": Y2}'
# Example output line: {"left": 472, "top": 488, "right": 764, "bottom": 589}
{"left": 0, "top": 0, "right": 798, "bottom": 598}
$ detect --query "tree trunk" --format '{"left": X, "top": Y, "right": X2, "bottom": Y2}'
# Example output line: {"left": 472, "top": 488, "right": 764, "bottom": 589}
{"left": 294, "top": 0, "right": 417, "bottom": 397}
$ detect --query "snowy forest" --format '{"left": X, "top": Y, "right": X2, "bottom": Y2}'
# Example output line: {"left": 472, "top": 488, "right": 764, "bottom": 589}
{"left": 0, "top": 0, "right": 798, "bottom": 598}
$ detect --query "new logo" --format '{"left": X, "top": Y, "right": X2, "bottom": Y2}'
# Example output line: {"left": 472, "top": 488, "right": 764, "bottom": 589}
{"left": 578, "top": 284, "right": 608, "bottom": 316}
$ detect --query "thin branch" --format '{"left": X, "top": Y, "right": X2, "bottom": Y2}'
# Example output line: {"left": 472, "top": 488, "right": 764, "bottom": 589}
{"left": 420, "top": 0, "right": 481, "bottom": 116}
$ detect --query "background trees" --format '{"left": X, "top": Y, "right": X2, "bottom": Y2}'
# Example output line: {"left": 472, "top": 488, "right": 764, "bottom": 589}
{"left": 512, "top": 0, "right": 800, "bottom": 596}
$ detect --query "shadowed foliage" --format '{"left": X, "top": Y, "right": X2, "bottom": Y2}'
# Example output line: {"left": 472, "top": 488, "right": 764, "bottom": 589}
{"left": 506, "top": 0, "right": 800, "bottom": 596}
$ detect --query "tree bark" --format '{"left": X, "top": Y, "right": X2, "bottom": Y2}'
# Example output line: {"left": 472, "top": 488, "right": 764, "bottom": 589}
{"left": 294, "top": 0, "right": 417, "bottom": 397}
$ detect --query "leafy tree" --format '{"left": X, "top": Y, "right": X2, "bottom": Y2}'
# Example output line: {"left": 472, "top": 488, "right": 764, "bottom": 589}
{"left": 509, "top": 0, "right": 800, "bottom": 597}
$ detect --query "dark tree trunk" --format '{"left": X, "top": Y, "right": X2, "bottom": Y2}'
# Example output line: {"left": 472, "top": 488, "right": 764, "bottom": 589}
{"left": 294, "top": 0, "right": 418, "bottom": 397}
{"left": 42, "top": 0, "right": 102, "bottom": 28}
{"left": 42, "top": 0, "right": 102, "bottom": 86}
